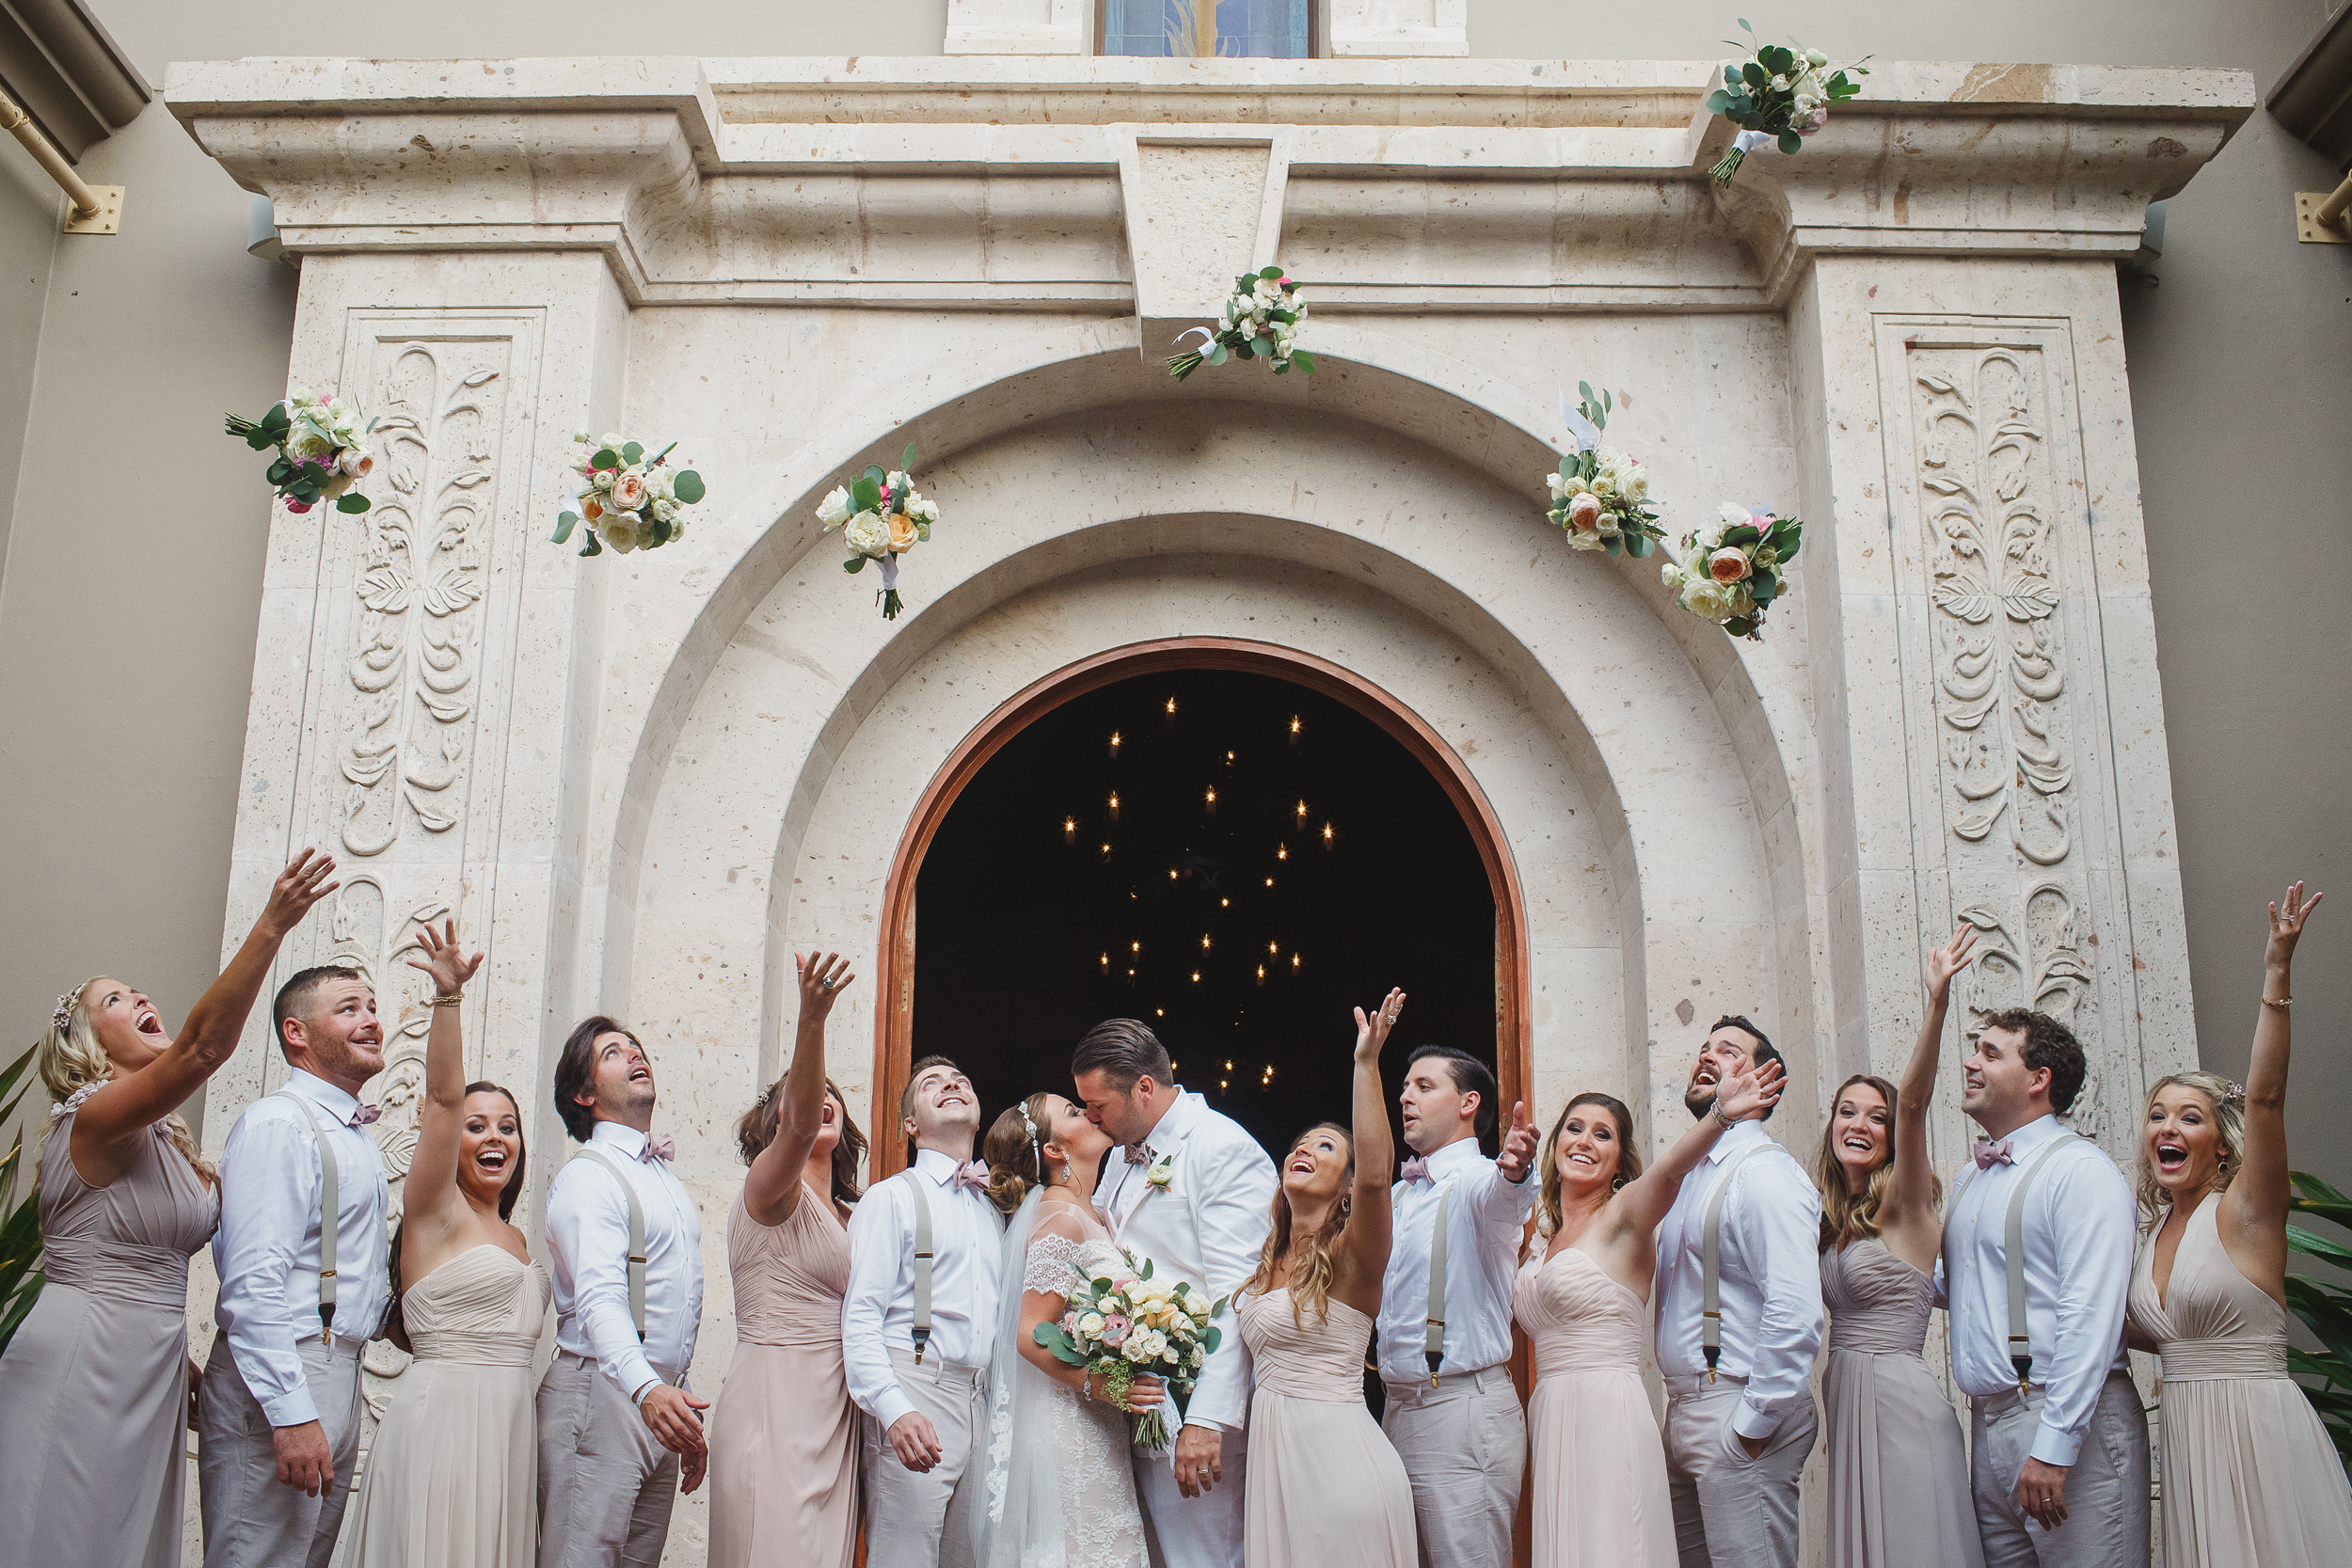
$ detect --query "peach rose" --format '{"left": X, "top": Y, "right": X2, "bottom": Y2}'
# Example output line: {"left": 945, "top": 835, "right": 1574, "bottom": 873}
{"left": 582, "top": 496, "right": 603, "bottom": 520}
{"left": 609, "top": 470, "right": 649, "bottom": 513}
{"left": 886, "top": 511, "right": 919, "bottom": 553}
{"left": 1567, "top": 493, "right": 1603, "bottom": 532}
{"left": 1708, "top": 546, "right": 1754, "bottom": 583}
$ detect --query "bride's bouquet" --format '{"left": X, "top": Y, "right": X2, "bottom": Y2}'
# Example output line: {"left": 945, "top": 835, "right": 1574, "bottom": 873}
{"left": 225, "top": 388, "right": 376, "bottom": 515}
{"left": 1033, "top": 1252, "right": 1225, "bottom": 1450}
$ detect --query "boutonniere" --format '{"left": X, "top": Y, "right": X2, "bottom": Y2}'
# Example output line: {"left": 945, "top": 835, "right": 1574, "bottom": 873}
{"left": 1147, "top": 1154, "right": 1175, "bottom": 1191}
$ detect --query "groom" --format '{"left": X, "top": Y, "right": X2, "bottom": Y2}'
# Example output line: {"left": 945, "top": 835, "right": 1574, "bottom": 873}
{"left": 1076, "top": 1019, "right": 1278, "bottom": 1568}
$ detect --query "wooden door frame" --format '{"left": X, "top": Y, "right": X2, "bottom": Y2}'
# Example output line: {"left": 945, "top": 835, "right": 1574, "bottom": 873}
{"left": 866, "top": 635, "right": 1530, "bottom": 1177}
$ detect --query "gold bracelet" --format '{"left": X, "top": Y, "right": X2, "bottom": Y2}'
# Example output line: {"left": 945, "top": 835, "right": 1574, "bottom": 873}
{"left": 2261, "top": 994, "right": 2291, "bottom": 1009}
{"left": 429, "top": 992, "right": 464, "bottom": 1008}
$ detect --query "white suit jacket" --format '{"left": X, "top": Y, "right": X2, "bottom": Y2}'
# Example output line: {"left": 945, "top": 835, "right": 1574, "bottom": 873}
{"left": 1099, "top": 1090, "right": 1278, "bottom": 1434}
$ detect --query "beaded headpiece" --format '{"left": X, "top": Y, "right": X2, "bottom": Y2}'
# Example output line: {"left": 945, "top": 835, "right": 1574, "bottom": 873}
{"left": 2223, "top": 1080, "right": 2245, "bottom": 1105}
{"left": 51, "top": 991, "right": 77, "bottom": 1035}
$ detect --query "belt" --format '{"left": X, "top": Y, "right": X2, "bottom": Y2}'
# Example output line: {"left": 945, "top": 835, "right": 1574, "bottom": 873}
{"left": 2159, "top": 1337, "right": 2288, "bottom": 1382}
{"left": 1974, "top": 1366, "right": 2134, "bottom": 1419}
{"left": 1664, "top": 1370, "right": 1747, "bottom": 1397}
{"left": 1383, "top": 1363, "right": 1512, "bottom": 1400}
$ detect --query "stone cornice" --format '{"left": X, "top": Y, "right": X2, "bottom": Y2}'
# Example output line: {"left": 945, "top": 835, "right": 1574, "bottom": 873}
{"left": 165, "top": 55, "right": 2252, "bottom": 310}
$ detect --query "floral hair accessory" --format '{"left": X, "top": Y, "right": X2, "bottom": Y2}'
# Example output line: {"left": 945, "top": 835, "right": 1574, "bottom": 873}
{"left": 2223, "top": 1081, "right": 2246, "bottom": 1104}
{"left": 51, "top": 992, "right": 76, "bottom": 1034}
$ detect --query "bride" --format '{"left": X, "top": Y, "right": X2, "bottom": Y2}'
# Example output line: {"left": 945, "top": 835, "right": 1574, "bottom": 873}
{"left": 973, "top": 1093, "right": 1162, "bottom": 1568}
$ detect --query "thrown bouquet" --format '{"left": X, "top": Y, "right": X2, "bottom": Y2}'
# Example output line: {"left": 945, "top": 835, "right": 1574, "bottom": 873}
{"left": 1708, "top": 20, "right": 1868, "bottom": 186}
{"left": 1033, "top": 1251, "right": 1225, "bottom": 1451}
{"left": 1547, "top": 383, "right": 1665, "bottom": 557}
{"left": 1662, "top": 503, "right": 1804, "bottom": 640}
{"left": 817, "top": 443, "right": 940, "bottom": 621}
{"left": 1168, "top": 267, "right": 1314, "bottom": 380}
{"left": 225, "top": 389, "right": 376, "bottom": 515}
{"left": 552, "top": 432, "right": 706, "bottom": 556}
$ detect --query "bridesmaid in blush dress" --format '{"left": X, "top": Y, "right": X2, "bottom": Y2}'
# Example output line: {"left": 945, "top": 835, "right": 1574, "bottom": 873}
{"left": 2128, "top": 881, "right": 2352, "bottom": 1568}
{"left": 343, "top": 918, "right": 547, "bottom": 1568}
{"left": 1514, "top": 1055, "right": 1785, "bottom": 1568}
{"left": 1233, "top": 990, "right": 1416, "bottom": 1568}
{"left": 0, "top": 850, "right": 336, "bottom": 1568}
{"left": 707, "top": 951, "right": 865, "bottom": 1568}
{"left": 1810, "top": 924, "right": 1982, "bottom": 1568}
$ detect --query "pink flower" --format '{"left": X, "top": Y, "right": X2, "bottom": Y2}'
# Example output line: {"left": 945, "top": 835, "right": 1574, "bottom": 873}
{"left": 1102, "top": 1314, "right": 1131, "bottom": 1348}
{"left": 285, "top": 499, "right": 312, "bottom": 513}
{"left": 1793, "top": 105, "right": 1829, "bottom": 137}
{"left": 1708, "top": 546, "right": 1754, "bottom": 583}
{"left": 1567, "top": 493, "right": 1603, "bottom": 531}
{"left": 1060, "top": 1310, "right": 1080, "bottom": 1333}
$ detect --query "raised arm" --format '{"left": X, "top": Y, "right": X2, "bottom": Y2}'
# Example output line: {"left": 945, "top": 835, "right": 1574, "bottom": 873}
{"left": 1884, "top": 924, "right": 1977, "bottom": 1227}
{"left": 2221, "top": 881, "right": 2320, "bottom": 1276}
{"left": 1333, "top": 989, "right": 1403, "bottom": 1299}
{"left": 72, "top": 850, "right": 338, "bottom": 1175}
{"left": 744, "top": 951, "right": 854, "bottom": 1227}
{"left": 1605, "top": 1058, "right": 1787, "bottom": 1241}
{"left": 396, "top": 919, "right": 485, "bottom": 1245}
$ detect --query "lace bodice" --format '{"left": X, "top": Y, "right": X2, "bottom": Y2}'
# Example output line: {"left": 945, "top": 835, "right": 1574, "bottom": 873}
{"left": 1022, "top": 1230, "right": 1124, "bottom": 1297}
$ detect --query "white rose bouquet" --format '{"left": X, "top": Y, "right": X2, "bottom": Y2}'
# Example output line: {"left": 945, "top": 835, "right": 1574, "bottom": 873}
{"left": 225, "top": 388, "right": 377, "bottom": 515}
{"left": 1661, "top": 502, "right": 1804, "bottom": 640}
{"left": 818, "top": 442, "right": 939, "bottom": 621}
{"left": 1546, "top": 382, "right": 1665, "bottom": 558}
{"left": 1032, "top": 1250, "right": 1227, "bottom": 1451}
{"left": 552, "top": 432, "right": 707, "bottom": 557}
{"left": 1168, "top": 266, "right": 1314, "bottom": 381}
{"left": 1707, "top": 20, "right": 1869, "bottom": 186}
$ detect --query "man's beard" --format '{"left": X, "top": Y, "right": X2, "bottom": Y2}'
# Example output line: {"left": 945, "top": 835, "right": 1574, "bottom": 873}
{"left": 1683, "top": 1080, "right": 1716, "bottom": 1121}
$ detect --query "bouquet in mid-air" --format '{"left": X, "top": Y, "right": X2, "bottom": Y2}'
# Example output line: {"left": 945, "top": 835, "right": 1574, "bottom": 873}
{"left": 1545, "top": 382, "right": 1665, "bottom": 557}
{"left": 817, "top": 443, "right": 940, "bottom": 621}
{"left": 551, "top": 431, "right": 706, "bottom": 556}
{"left": 1707, "top": 19, "right": 1869, "bottom": 186}
{"left": 225, "top": 389, "right": 376, "bottom": 515}
{"left": 1661, "top": 503, "right": 1804, "bottom": 640}
{"left": 1168, "top": 267, "right": 1314, "bottom": 380}
{"left": 1032, "top": 1250, "right": 1225, "bottom": 1450}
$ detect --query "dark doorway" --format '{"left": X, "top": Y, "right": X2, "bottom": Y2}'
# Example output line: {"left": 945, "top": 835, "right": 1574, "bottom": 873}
{"left": 911, "top": 667, "right": 1498, "bottom": 1158}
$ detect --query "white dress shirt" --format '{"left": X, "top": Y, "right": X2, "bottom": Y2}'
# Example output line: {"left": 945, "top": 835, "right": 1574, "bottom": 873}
{"left": 544, "top": 1120, "right": 704, "bottom": 1401}
{"left": 1653, "top": 1118, "right": 1825, "bottom": 1440}
{"left": 842, "top": 1147, "right": 1006, "bottom": 1431}
{"left": 1937, "top": 1112, "right": 2135, "bottom": 1466}
{"left": 1098, "top": 1088, "right": 1278, "bottom": 1434}
{"left": 212, "top": 1069, "right": 392, "bottom": 1427}
{"left": 1375, "top": 1134, "right": 1536, "bottom": 1385}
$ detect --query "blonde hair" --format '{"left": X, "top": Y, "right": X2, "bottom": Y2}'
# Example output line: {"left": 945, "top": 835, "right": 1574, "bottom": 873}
{"left": 38, "top": 979, "right": 215, "bottom": 1187}
{"left": 1242, "top": 1121, "right": 1354, "bottom": 1327}
{"left": 1813, "top": 1074, "right": 1940, "bottom": 1250}
{"left": 2135, "top": 1070, "right": 2244, "bottom": 1231}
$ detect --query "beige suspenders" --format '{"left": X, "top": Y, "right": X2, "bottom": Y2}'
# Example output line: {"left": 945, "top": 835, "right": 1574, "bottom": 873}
{"left": 903, "top": 1167, "right": 936, "bottom": 1364}
{"left": 1701, "top": 1138, "right": 1772, "bottom": 1382}
{"left": 569, "top": 1145, "right": 649, "bottom": 1340}
{"left": 1423, "top": 1183, "right": 1451, "bottom": 1388}
{"left": 277, "top": 1089, "right": 341, "bottom": 1329}
{"left": 1949, "top": 1132, "right": 2085, "bottom": 1393}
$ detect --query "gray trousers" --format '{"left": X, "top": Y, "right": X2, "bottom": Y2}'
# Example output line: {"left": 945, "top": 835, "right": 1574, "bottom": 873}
{"left": 1134, "top": 1424, "right": 1248, "bottom": 1568}
{"left": 860, "top": 1348, "right": 986, "bottom": 1568}
{"left": 197, "top": 1332, "right": 365, "bottom": 1568}
{"left": 1969, "top": 1372, "right": 2150, "bottom": 1568}
{"left": 1663, "top": 1374, "right": 1819, "bottom": 1568}
{"left": 1381, "top": 1366, "right": 1526, "bottom": 1568}
{"left": 535, "top": 1350, "right": 681, "bottom": 1568}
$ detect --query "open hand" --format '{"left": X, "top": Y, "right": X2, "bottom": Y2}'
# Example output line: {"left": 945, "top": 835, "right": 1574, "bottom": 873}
{"left": 637, "top": 1383, "right": 709, "bottom": 1458}
{"left": 405, "top": 917, "right": 484, "bottom": 998}
{"left": 1353, "top": 989, "right": 1406, "bottom": 1064}
{"left": 1495, "top": 1101, "right": 1538, "bottom": 1183}
{"left": 261, "top": 848, "right": 339, "bottom": 937}
{"left": 796, "top": 950, "right": 856, "bottom": 1021}
{"left": 1715, "top": 1057, "right": 1787, "bottom": 1123}
{"left": 2266, "top": 880, "right": 2323, "bottom": 972}
{"left": 1926, "top": 922, "right": 1979, "bottom": 1005}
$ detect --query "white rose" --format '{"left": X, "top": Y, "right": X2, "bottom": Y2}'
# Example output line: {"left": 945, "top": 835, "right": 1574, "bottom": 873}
{"left": 1805, "top": 47, "right": 1829, "bottom": 68}
{"left": 1661, "top": 562, "right": 1688, "bottom": 590}
{"left": 1683, "top": 579, "right": 1731, "bottom": 622}
{"left": 843, "top": 511, "right": 890, "bottom": 558}
{"left": 601, "top": 513, "right": 642, "bottom": 553}
{"left": 288, "top": 386, "right": 312, "bottom": 405}
{"left": 916, "top": 498, "right": 940, "bottom": 523}
{"left": 600, "top": 432, "right": 625, "bottom": 451}
{"left": 574, "top": 428, "right": 594, "bottom": 443}
{"left": 1546, "top": 471, "right": 1568, "bottom": 499}
{"left": 1078, "top": 1312, "right": 1106, "bottom": 1337}
{"left": 1717, "top": 501, "right": 1751, "bottom": 531}
{"left": 652, "top": 498, "right": 677, "bottom": 522}
{"left": 1286, "top": 287, "right": 1307, "bottom": 309}
{"left": 816, "top": 485, "right": 851, "bottom": 527}
{"left": 593, "top": 469, "right": 615, "bottom": 492}
{"left": 337, "top": 447, "right": 373, "bottom": 479}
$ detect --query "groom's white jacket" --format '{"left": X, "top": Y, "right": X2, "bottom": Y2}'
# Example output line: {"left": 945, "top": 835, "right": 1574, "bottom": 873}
{"left": 1098, "top": 1089, "right": 1279, "bottom": 1434}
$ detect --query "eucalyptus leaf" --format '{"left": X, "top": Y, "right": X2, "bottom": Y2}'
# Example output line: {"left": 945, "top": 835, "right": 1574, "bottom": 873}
{"left": 580, "top": 530, "right": 602, "bottom": 556}
{"left": 673, "top": 469, "right": 705, "bottom": 504}
{"left": 1260, "top": 265, "right": 1283, "bottom": 279}
{"left": 337, "top": 495, "right": 372, "bottom": 514}
{"left": 1290, "top": 350, "right": 1316, "bottom": 372}
{"left": 621, "top": 441, "right": 644, "bottom": 464}
{"left": 1778, "top": 131, "right": 1804, "bottom": 155}
{"left": 845, "top": 556, "right": 866, "bottom": 574}
{"left": 852, "top": 477, "right": 882, "bottom": 513}
{"left": 902, "top": 441, "right": 920, "bottom": 472}
{"left": 592, "top": 449, "right": 618, "bottom": 469}
{"left": 553, "top": 511, "right": 580, "bottom": 544}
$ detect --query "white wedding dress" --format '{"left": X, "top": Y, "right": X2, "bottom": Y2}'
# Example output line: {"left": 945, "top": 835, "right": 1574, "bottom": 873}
{"left": 972, "top": 1191, "right": 1149, "bottom": 1568}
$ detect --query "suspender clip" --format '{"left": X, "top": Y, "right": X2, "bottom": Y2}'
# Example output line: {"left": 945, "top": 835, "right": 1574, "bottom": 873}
{"left": 912, "top": 1327, "right": 930, "bottom": 1366}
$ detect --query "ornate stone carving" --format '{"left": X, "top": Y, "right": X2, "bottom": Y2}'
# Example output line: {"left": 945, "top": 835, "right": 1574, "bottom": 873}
{"left": 1912, "top": 343, "right": 2104, "bottom": 1135}
{"left": 339, "top": 343, "right": 505, "bottom": 858}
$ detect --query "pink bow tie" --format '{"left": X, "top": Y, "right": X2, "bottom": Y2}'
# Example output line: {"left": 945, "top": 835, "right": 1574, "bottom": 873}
{"left": 1124, "top": 1143, "right": 1156, "bottom": 1165}
{"left": 952, "top": 1160, "right": 990, "bottom": 1196}
{"left": 641, "top": 1132, "right": 675, "bottom": 1164}
{"left": 351, "top": 1104, "right": 381, "bottom": 1128}
{"left": 1974, "top": 1138, "right": 2014, "bottom": 1170}
{"left": 1400, "top": 1157, "right": 1431, "bottom": 1184}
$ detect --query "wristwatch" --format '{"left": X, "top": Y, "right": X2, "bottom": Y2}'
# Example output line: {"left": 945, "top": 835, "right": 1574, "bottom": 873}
{"left": 1710, "top": 1101, "right": 1738, "bottom": 1131}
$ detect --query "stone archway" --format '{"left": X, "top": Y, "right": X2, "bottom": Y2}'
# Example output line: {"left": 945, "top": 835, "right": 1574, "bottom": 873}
{"left": 865, "top": 635, "right": 1533, "bottom": 1177}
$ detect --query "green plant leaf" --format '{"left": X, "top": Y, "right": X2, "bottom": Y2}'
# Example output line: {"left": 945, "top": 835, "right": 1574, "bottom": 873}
{"left": 553, "top": 512, "right": 580, "bottom": 544}
{"left": 673, "top": 469, "right": 706, "bottom": 504}
{"left": 1724, "top": 524, "right": 1762, "bottom": 546}
{"left": 580, "top": 529, "right": 602, "bottom": 556}
{"left": 901, "top": 441, "right": 920, "bottom": 472}
{"left": 1707, "top": 89, "right": 1733, "bottom": 114}
{"left": 621, "top": 441, "right": 644, "bottom": 464}
{"left": 2292, "top": 1225, "right": 2352, "bottom": 1269}
{"left": 649, "top": 516, "right": 672, "bottom": 547}
{"left": 1290, "top": 350, "right": 1316, "bottom": 373}
{"left": 1031, "top": 1322, "right": 1089, "bottom": 1366}
{"left": 1626, "top": 534, "right": 1653, "bottom": 559}
{"left": 592, "top": 448, "right": 619, "bottom": 470}
{"left": 845, "top": 556, "right": 866, "bottom": 574}
{"left": 2295, "top": 1171, "right": 2352, "bottom": 1209}
{"left": 1208, "top": 343, "right": 1230, "bottom": 367}
{"left": 852, "top": 476, "right": 882, "bottom": 513}
{"left": 336, "top": 494, "right": 371, "bottom": 514}
{"left": 1260, "top": 265, "right": 1283, "bottom": 279}
{"left": 1778, "top": 131, "right": 1804, "bottom": 155}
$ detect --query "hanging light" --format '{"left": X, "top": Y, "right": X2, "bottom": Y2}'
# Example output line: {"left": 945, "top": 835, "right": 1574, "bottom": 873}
{"left": 1225, "top": 750, "right": 1235, "bottom": 765}
{"left": 1200, "top": 933, "right": 1213, "bottom": 951}
{"left": 1289, "top": 715, "right": 1302, "bottom": 740}
{"left": 1132, "top": 940, "right": 1142, "bottom": 954}
{"left": 1295, "top": 799, "right": 1308, "bottom": 823}
{"left": 1220, "top": 896, "right": 1231, "bottom": 908}
{"left": 1224, "top": 1060, "right": 1234, "bottom": 1071}
{"left": 1107, "top": 791, "right": 1120, "bottom": 823}
{"left": 1204, "top": 785, "right": 1216, "bottom": 816}
{"left": 1100, "top": 952, "right": 1109, "bottom": 973}
{"left": 1267, "top": 941, "right": 1279, "bottom": 955}
{"left": 1164, "top": 696, "right": 1178, "bottom": 726}
{"left": 1191, "top": 971, "right": 1201, "bottom": 983}
{"left": 1323, "top": 822, "right": 1334, "bottom": 849}
{"left": 1255, "top": 963, "right": 1266, "bottom": 986}
{"left": 1264, "top": 878, "right": 1275, "bottom": 888}
{"left": 1109, "top": 731, "right": 1121, "bottom": 758}
{"left": 1292, "top": 951, "right": 1302, "bottom": 971}
{"left": 1064, "top": 816, "right": 1077, "bottom": 844}
{"left": 1156, "top": 1007, "right": 1166, "bottom": 1017}
{"left": 1101, "top": 842, "right": 1113, "bottom": 861}
{"left": 1278, "top": 844, "right": 1288, "bottom": 861}
{"left": 1168, "top": 868, "right": 1178, "bottom": 880}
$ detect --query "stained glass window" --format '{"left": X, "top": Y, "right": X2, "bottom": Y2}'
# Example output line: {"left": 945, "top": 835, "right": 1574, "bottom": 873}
{"left": 1101, "top": 0, "right": 1311, "bottom": 59}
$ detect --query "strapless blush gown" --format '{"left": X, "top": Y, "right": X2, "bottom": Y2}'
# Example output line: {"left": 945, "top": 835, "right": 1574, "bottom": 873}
{"left": 1235, "top": 1287, "right": 1415, "bottom": 1568}
{"left": 1817, "top": 1238, "right": 1981, "bottom": 1568}
{"left": 1512, "top": 1246, "right": 1675, "bottom": 1568}
{"left": 2129, "top": 1194, "right": 2352, "bottom": 1568}
{"left": 343, "top": 1243, "right": 550, "bottom": 1567}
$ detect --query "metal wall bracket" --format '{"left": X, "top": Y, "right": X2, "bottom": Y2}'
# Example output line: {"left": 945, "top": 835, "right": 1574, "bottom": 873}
{"left": 2298, "top": 172, "right": 2352, "bottom": 243}
{"left": 60, "top": 182, "right": 121, "bottom": 233}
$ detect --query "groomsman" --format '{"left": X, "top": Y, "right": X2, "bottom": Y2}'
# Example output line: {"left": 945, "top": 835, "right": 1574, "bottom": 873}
{"left": 1076, "top": 1019, "right": 1277, "bottom": 1568}
{"left": 538, "top": 1016, "right": 707, "bottom": 1568}
{"left": 1943, "top": 1009, "right": 2146, "bottom": 1568}
{"left": 1375, "top": 1047, "right": 1539, "bottom": 1568}
{"left": 200, "top": 966, "right": 392, "bottom": 1568}
{"left": 843, "top": 1055, "right": 1006, "bottom": 1568}
{"left": 1653, "top": 1016, "right": 1823, "bottom": 1568}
